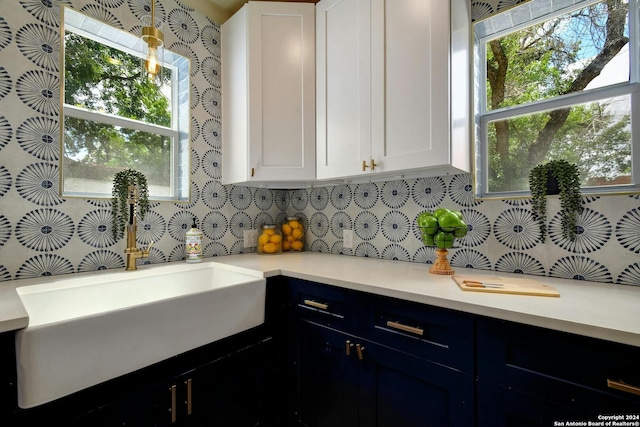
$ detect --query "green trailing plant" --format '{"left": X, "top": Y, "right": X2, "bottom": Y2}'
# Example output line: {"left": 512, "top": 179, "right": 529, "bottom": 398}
{"left": 111, "top": 169, "right": 150, "bottom": 241}
{"left": 529, "top": 160, "right": 583, "bottom": 242}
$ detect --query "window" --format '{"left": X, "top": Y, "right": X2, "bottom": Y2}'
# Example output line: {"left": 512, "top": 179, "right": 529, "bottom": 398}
{"left": 61, "top": 7, "right": 190, "bottom": 201}
{"left": 474, "top": 0, "right": 639, "bottom": 198}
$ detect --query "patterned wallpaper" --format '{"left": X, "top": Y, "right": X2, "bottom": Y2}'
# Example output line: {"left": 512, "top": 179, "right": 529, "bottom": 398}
{"left": 0, "top": 0, "right": 638, "bottom": 287}
{"left": 470, "top": 0, "right": 530, "bottom": 21}
{"left": 0, "top": 0, "right": 286, "bottom": 279}
{"left": 288, "top": 178, "right": 640, "bottom": 285}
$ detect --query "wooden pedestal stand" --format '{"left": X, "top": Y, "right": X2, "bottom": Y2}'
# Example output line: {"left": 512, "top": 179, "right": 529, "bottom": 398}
{"left": 429, "top": 248, "right": 455, "bottom": 275}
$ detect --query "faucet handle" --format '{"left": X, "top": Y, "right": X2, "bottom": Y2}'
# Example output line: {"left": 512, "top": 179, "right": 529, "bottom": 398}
{"left": 144, "top": 241, "right": 154, "bottom": 254}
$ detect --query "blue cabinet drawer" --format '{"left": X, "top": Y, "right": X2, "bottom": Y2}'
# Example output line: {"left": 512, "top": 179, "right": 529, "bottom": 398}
{"left": 287, "top": 278, "right": 358, "bottom": 332}
{"left": 477, "top": 317, "right": 640, "bottom": 408}
{"left": 361, "top": 294, "right": 475, "bottom": 372}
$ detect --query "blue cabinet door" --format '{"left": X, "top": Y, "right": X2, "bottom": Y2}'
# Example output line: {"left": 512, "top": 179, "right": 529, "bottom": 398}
{"left": 358, "top": 340, "right": 474, "bottom": 427}
{"left": 296, "top": 320, "right": 359, "bottom": 427}
{"left": 183, "top": 339, "right": 268, "bottom": 426}
{"left": 477, "top": 379, "right": 587, "bottom": 427}
{"left": 477, "top": 317, "right": 640, "bottom": 417}
{"left": 296, "top": 320, "right": 475, "bottom": 427}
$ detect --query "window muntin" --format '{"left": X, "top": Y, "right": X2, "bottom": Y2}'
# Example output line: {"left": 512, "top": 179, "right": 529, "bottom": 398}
{"left": 475, "top": 0, "right": 639, "bottom": 197}
{"left": 60, "top": 7, "right": 190, "bottom": 201}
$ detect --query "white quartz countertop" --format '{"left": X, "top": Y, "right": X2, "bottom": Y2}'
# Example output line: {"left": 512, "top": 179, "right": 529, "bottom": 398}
{"left": 3, "top": 252, "right": 639, "bottom": 347}
{"left": 207, "top": 252, "right": 640, "bottom": 347}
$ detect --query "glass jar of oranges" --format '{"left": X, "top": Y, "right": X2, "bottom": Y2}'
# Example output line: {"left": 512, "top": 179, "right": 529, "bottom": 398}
{"left": 257, "top": 224, "right": 282, "bottom": 254}
{"left": 282, "top": 216, "right": 304, "bottom": 252}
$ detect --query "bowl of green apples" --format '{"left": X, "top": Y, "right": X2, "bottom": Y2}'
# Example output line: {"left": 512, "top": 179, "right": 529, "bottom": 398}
{"left": 417, "top": 208, "right": 467, "bottom": 275}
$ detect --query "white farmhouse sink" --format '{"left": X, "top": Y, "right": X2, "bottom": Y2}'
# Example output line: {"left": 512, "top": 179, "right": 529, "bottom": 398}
{"left": 14, "top": 262, "right": 266, "bottom": 409}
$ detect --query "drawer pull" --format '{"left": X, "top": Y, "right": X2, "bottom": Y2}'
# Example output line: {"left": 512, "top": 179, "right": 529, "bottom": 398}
{"left": 304, "top": 299, "right": 329, "bottom": 310}
{"left": 346, "top": 340, "right": 354, "bottom": 356}
{"left": 185, "top": 378, "right": 193, "bottom": 415}
{"left": 607, "top": 379, "right": 640, "bottom": 396}
{"left": 386, "top": 320, "right": 424, "bottom": 336}
{"left": 170, "top": 384, "right": 177, "bottom": 423}
{"left": 356, "top": 343, "right": 365, "bottom": 360}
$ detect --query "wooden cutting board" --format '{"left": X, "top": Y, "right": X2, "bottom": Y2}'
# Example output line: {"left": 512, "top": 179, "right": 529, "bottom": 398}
{"left": 452, "top": 275, "right": 560, "bottom": 297}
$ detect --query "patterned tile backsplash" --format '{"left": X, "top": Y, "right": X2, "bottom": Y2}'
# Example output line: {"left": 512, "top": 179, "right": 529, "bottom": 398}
{"left": 0, "top": 0, "right": 638, "bottom": 286}
{"left": 288, "top": 178, "right": 640, "bottom": 286}
{"left": 470, "top": 0, "right": 531, "bottom": 21}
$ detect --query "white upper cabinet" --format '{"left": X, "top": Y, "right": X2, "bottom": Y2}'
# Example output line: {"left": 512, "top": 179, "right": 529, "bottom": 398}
{"left": 316, "top": 0, "right": 371, "bottom": 179}
{"left": 316, "top": 0, "right": 471, "bottom": 182}
{"left": 222, "top": 2, "right": 316, "bottom": 187}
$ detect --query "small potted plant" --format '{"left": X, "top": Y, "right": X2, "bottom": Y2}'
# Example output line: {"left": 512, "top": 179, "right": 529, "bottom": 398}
{"left": 528, "top": 160, "right": 583, "bottom": 242}
{"left": 111, "top": 169, "right": 150, "bottom": 240}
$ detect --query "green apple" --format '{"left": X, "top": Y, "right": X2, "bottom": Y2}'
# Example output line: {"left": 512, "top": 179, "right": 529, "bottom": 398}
{"left": 417, "top": 211, "right": 433, "bottom": 226}
{"left": 420, "top": 216, "right": 439, "bottom": 235}
{"left": 433, "top": 208, "right": 450, "bottom": 219}
{"left": 454, "top": 221, "right": 468, "bottom": 238}
{"left": 422, "top": 233, "right": 436, "bottom": 246}
{"left": 434, "top": 231, "right": 454, "bottom": 249}
{"left": 438, "top": 212, "right": 462, "bottom": 232}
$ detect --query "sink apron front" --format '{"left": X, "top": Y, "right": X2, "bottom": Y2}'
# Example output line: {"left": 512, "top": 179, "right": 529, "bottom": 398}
{"left": 15, "top": 263, "right": 266, "bottom": 408}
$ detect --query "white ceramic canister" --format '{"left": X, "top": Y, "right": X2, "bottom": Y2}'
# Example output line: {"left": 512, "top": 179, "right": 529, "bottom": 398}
{"left": 185, "top": 219, "right": 203, "bottom": 263}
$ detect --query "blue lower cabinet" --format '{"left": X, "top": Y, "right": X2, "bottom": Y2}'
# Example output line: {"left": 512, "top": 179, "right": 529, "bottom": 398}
{"left": 0, "top": 332, "right": 17, "bottom": 420}
{"left": 297, "top": 321, "right": 359, "bottom": 427}
{"left": 477, "top": 379, "right": 587, "bottom": 427}
{"left": 358, "top": 340, "right": 474, "bottom": 427}
{"left": 290, "top": 274, "right": 476, "bottom": 427}
{"left": 58, "top": 338, "right": 270, "bottom": 427}
{"left": 182, "top": 338, "right": 270, "bottom": 426}
{"left": 79, "top": 378, "right": 174, "bottom": 427}
{"left": 295, "top": 320, "right": 474, "bottom": 427}
{"left": 477, "top": 317, "right": 640, "bottom": 422}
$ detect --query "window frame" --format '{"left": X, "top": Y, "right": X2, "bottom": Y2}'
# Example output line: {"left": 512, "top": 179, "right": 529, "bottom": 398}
{"left": 60, "top": 7, "right": 190, "bottom": 202}
{"left": 474, "top": 0, "right": 640, "bottom": 199}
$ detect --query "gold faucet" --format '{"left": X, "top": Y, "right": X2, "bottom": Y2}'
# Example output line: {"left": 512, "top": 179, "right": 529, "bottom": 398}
{"left": 124, "top": 222, "right": 153, "bottom": 271}
{"left": 124, "top": 184, "right": 153, "bottom": 271}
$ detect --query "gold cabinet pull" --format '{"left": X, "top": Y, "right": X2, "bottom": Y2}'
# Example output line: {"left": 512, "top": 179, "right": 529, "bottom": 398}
{"left": 607, "top": 379, "right": 640, "bottom": 396}
{"left": 170, "top": 384, "right": 177, "bottom": 423}
{"left": 185, "top": 378, "right": 193, "bottom": 415}
{"left": 303, "top": 299, "right": 328, "bottom": 310}
{"left": 356, "top": 343, "right": 365, "bottom": 360}
{"left": 251, "top": 167, "right": 255, "bottom": 177}
{"left": 362, "top": 160, "right": 378, "bottom": 171}
{"left": 386, "top": 320, "right": 424, "bottom": 336}
{"left": 346, "top": 340, "right": 354, "bottom": 356}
